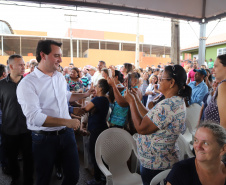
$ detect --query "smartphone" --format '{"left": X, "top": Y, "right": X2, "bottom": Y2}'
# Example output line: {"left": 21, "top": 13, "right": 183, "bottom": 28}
{"left": 127, "top": 74, "right": 132, "bottom": 90}
{"left": 108, "top": 69, "right": 112, "bottom": 78}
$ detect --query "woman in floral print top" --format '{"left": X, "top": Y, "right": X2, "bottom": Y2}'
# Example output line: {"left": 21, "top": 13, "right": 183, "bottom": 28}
{"left": 124, "top": 65, "right": 192, "bottom": 185}
{"left": 65, "top": 67, "right": 84, "bottom": 92}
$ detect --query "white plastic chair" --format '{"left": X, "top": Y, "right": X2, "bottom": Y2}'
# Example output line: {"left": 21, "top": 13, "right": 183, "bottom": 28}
{"left": 176, "top": 134, "right": 195, "bottom": 161}
{"left": 185, "top": 103, "right": 201, "bottom": 134}
{"left": 95, "top": 128, "right": 143, "bottom": 185}
{"left": 150, "top": 169, "right": 171, "bottom": 185}
{"left": 183, "top": 103, "right": 202, "bottom": 148}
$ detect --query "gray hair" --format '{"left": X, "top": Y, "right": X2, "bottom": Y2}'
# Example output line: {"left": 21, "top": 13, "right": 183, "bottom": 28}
{"left": 197, "top": 122, "right": 226, "bottom": 147}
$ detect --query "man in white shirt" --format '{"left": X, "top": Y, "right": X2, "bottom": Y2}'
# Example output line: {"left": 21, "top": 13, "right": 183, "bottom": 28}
{"left": 17, "top": 40, "right": 92, "bottom": 185}
{"left": 92, "top": 61, "right": 105, "bottom": 86}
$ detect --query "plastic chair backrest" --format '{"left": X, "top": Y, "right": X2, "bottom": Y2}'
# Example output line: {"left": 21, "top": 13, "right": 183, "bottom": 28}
{"left": 176, "top": 134, "right": 195, "bottom": 161}
{"left": 95, "top": 128, "right": 137, "bottom": 174}
{"left": 150, "top": 169, "right": 171, "bottom": 185}
{"left": 185, "top": 103, "right": 201, "bottom": 133}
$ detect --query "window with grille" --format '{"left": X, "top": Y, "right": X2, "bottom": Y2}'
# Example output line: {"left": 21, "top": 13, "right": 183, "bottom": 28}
{"left": 217, "top": 47, "right": 226, "bottom": 56}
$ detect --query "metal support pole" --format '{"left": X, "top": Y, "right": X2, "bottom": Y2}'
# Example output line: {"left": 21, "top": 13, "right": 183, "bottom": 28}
{"left": 135, "top": 15, "right": 140, "bottom": 68}
{"left": 198, "top": 22, "right": 206, "bottom": 66}
{"left": 1, "top": 36, "right": 3, "bottom": 56}
{"left": 69, "top": 18, "right": 73, "bottom": 63}
{"left": 20, "top": 36, "right": 22, "bottom": 56}
{"left": 65, "top": 14, "right": 77, "bottom": 63}
{"left": 77, "top": 40, "right": 79, "bottom": 58}
{"left": 119, "top": 43, "right": 121, "bottom": 51}
{"left": 150, "top": 45, "right": 152, "bottom": 56}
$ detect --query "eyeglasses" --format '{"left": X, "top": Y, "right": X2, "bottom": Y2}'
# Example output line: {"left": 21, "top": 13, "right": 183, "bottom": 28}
{"left": 160, "top": 77, "right": 172, "bottom": 82}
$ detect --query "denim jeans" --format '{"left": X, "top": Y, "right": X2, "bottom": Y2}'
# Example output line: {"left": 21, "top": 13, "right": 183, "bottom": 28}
{"left": 32, "top": 128, "right": 79, "bottom": 185}
{"left": 140, "top": 165, "right": 163, "bottom": 185}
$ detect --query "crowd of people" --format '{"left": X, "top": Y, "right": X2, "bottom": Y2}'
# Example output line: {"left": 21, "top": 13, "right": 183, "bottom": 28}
{"left": 0, "top": 39, "right": 226, "bottom": 185}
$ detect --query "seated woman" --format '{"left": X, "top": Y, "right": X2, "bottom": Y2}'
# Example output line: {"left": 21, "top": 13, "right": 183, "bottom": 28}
{"left": 82, "top": 79, "right": 110, "bottom": 185}
{"left": 166, "top": 122, "right": 226, "bottom": 185}
{"left": 65, "top": 67, "right": 84, "bottom": 92}
{"left": 124, "top": 65, "right": 192, "bottom": 185}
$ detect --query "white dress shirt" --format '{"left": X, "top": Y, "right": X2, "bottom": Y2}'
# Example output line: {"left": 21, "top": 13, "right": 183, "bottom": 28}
{"left": 17, "top": 67, "right": 72, "bottom": 131}
{"left": 91, "top": 71, "right": 104, "bottom": 86}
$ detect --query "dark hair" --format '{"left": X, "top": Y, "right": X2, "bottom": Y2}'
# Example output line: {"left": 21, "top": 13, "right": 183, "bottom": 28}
{"left": 36, "top": 40, "right": 62, "bottom": 63}
{"left": 164, "top": 65, "right": 192, "bottom": 100}
{"left": 123, "top": 63, "right": 133, "bottom": 74}
{"left": 69, "top": 63, "right": 74, "bottom": 66}
{"left": 71, "top": 67, "right": 80, "bottom": 78}
{"left": 0, "top": 64, "right": 6, "bottom": 77}
{"left": 205, "top": 69, "right": 213, "bottom": 83}
{"left": 154, "top": 68, "right": 160, "bottom": 72}
{"left": 98, "top": 79, "right": 110, "bottom": 94}
{"left": 58, "top": 65, "right": 63, "bottom": 72}
{"left": 152, "top": 75, "right": 158, "bottom": 84}
{"left": 130, "top": 72, "right": 140, "bottom": 79}
{"left": 101, "top": 68, "right": 109, "bottom": 76}
{"left": 99, "top": 60, "right": 106, "bottom": 66}
{"left": 115, "top": 70, "right": 124, "bottom": 83}
{"left": 143, "top": 71, "right": 149, "bottom": 85}
{"left": 8, "top": 54, "right": 23, "bottom": 64}
{"left": 217, "top": 54, "right": 226, "bottom": 67}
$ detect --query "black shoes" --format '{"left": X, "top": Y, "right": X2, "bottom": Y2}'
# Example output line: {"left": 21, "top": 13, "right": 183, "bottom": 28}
{"left": 56, "top": 167, "right": 63, "bottom": 180}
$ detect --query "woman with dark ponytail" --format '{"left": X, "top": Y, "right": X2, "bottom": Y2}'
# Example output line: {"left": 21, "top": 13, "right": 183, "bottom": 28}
{"left": 124, "top": 65, "right": 191, "bottom": 185}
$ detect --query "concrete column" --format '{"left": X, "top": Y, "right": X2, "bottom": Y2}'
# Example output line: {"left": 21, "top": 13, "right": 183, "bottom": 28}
{"left": 171, "top": 19, "right": 180, "bottom": 64}
{"left": 198, "top": 22, "right": 206, "bottom": 66}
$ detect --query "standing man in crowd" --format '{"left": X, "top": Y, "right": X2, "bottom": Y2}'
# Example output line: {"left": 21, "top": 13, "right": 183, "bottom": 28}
{"left": 92, "top": 60, "right": 105, "bottom": 86}
{"left": 0, "top": 64, "right": 8, "bottom": 174}
{"left": 0, "top": 55, "right": 33, "bottom": 185}
{"left": 188, "top": 68, "right": 208, "bottom": 106}
{"left": 17, "top": 40, "right": 93, "bottom": 185}
{"left": 187, "top": 60, "right": 198, "bottom": 84}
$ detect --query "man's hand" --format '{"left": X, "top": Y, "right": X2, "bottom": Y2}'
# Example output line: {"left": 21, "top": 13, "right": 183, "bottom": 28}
{"left": 66, "top": 119, "right": 81, "bottom": 130}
